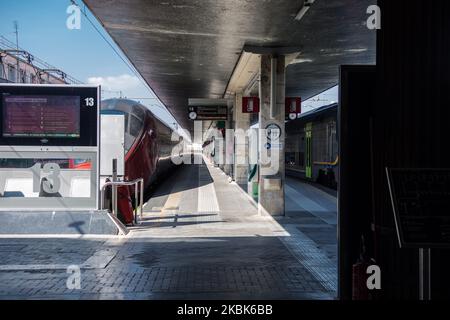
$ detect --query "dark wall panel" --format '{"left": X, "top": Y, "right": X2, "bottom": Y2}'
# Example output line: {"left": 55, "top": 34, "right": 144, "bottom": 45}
{"left": 339, "top": 66, "right": 376, "bottom": 300}
{"left": 375, "top": 0, "right": 450, "bottom": 299}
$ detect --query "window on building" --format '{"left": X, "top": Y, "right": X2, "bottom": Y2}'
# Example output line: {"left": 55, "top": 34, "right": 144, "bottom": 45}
{"left": 20, "top": 69, "right": 26, "bottom": 83}
{"left": 8, "top": 65, "right": 16, "bottom": 82}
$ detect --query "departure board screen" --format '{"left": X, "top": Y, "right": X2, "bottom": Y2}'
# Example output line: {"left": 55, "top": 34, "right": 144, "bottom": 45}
{"left": 2, "top": 95, "right": 80, "bottom": 138}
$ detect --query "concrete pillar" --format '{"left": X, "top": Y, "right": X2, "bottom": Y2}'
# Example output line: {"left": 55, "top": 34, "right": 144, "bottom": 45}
{"left": 258, "top": 54, "right": 285, "bottom": 216}
{"left": 233, "top": 92, "right": 250, "bottom": 189}
{"left": 218, "top": 125, "right": 225, "bottom": 171}
{"left": 223, "top": 100, "right": 234, "bottom": 177}
{"left": 212, "top": 121, "right": 224, "bottom": 167}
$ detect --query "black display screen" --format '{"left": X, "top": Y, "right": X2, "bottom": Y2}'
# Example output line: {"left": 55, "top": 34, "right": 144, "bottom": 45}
{"left": 2, "top": 95, "right": 80, "bottom": 138}
{"left": 0, "top": 85, "right": 98, "bottom": 147}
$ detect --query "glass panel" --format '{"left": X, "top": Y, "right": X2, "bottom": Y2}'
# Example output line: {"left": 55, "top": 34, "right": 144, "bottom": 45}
{"left": 132, "top": 105, "right": 144, "bottom": 119}
{"left": 8, "top": 65, "right": 16, "bottom": 82}
{"left": 0, "top": 158, "right": 93, "bottom": 198}
{"left": 129, "top": 114, "right": 143, "bottom": 137}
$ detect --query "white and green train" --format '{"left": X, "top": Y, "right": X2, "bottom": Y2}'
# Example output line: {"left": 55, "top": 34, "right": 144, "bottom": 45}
{"left": 285, "top": 103, "right": 338, "bottom": 189}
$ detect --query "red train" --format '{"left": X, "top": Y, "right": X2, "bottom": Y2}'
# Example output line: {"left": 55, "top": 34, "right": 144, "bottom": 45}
{"left": 101, "top": 98, "right": 183, "bottom": 224}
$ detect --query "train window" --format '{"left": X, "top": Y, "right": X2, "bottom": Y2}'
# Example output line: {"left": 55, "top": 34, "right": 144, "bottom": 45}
{"left": 124, "top": 134, "right": 134, "bottom": 153}
{"left": 124, "top": 113, "right": 129, "bottom": 133}
{"left": 327, "top": 121, "right": 337, "bottom": 162}
{"left": 129, "top": 114, "right": 143, "bottom": 137}
{"left": 132, "top": 105, "right": 145, "bottom": 119}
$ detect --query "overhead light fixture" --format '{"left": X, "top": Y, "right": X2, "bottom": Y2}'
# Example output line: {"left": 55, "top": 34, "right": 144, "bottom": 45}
{"left": 345, "top": 48, "right": 369, "bottom": 53}
{"left": 290, "top": 58, "right": 314, "bottom": 64}
{"left": 295, "top": 0, "right": 315, "bottom": 21}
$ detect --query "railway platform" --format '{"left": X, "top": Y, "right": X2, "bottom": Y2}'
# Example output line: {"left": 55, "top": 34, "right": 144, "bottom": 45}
{"left": 0, "top": 158, "right": 337, "bottom": 300}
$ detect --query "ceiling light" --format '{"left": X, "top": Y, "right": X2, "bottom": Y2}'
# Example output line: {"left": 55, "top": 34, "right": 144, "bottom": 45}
{"left": 345, "top": 48, "right": 368, "bottom": 53}
{"left": 290, "top": 58, "right": 314, "bottom": 64}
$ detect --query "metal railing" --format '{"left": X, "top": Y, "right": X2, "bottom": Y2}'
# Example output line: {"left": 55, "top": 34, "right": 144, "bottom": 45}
{"left": 100, "top": 178, "right": 144, "bottom": 225}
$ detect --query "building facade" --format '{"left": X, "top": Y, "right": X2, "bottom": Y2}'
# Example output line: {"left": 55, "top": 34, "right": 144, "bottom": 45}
{"left": 0, "top": 52, "right": 67, "bottom": 84}
{"left": 0, "top": 36, "right": 79, "bottom": 85}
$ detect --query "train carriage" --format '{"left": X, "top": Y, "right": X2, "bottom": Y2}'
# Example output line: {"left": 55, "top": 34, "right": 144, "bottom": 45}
{"left": 101, "top": 98, "right": 182, "bottom": 224}
{"left": 285, "top": 103, "right": 338, "bottom": 189}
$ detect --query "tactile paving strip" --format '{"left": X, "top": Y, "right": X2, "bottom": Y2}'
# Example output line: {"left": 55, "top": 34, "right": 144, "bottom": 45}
{"left": 197, "top": 165, "right": 220, "bottom": 214}
{"left": 279, "top": 224, "right": 337, "bottom": 293}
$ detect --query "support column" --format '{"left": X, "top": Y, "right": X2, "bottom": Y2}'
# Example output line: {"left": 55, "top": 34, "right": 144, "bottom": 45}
{"left": 224, "top": 100, "right": 234, "bottom": 177}
{"left": 233, "top": 92, "right": 250, "bottom": 190}
{"left": 258, "top": 54, "right": 285, "bottom": 216}
{"left": 218, "top": 121, "right": 225, "bottom": 171}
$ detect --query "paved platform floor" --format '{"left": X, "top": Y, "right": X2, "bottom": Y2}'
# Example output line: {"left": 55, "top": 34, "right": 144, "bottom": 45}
{"left": 0, "top": 159, "right": 337, "bottom": 300}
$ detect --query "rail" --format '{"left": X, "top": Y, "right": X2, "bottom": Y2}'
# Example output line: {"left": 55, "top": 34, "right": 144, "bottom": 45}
{"left": 313, "top": 156, "right": 339, "bottom": 167}
{"left": 100, "top": 178, "right": 144, "bottom": 225}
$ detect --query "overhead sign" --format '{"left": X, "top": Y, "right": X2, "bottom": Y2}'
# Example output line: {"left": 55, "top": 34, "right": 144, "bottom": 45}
{"left": 187, "top": 106, "right": 227, "bottom": 120}
{"left": 386, "top": 168, "right": 450, "bottom": 248}
{"left": 286, "top": 97, "right": 301, "bottom": 120}
{"left": 242, "top": 97, "right": 260, "bottom": 113}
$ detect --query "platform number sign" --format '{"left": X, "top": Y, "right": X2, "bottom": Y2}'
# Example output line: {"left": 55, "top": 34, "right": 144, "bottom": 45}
{"left": 31, "top": 162, "right": 62, "bottom": 194}
{"left": 85, "top": 97, "right": 95, "bottom": 107}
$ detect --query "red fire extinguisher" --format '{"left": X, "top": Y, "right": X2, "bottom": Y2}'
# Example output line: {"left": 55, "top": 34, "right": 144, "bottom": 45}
{"left": 352, "top": 235, "right": 376, "bottom": 300}
{"left": 117, "top": 186, "right": 134, "bottom": 225}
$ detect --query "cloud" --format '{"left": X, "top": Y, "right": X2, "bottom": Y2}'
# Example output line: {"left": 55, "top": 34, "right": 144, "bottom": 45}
{"left": 87, "top": 74, "right": 141, "bottom": 91}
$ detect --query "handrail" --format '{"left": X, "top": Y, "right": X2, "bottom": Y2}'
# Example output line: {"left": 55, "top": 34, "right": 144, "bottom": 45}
{"left": 100, "top": 178, "right": 144, "bottom": 225}
{"left": 313, "top": 156, "right": 339, "bottom": 167}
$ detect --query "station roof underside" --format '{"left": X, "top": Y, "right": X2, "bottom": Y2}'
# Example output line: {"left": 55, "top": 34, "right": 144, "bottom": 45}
{"left": 84, "top": 0, "right": 376, "bottom": 132}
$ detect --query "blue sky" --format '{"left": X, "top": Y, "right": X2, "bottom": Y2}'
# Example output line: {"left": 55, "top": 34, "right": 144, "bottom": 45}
{"left": 302, "top": 85, "right": 338, "bottom": 111}
{"left": 0, "top": 0, "right": 181, "bottom": 131}
{"left": 1, "top": 1, "right": 121, "bottom": 79}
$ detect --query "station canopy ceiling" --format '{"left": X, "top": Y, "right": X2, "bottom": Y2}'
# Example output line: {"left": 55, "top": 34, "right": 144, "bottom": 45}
{"left": 84, "top": 0, "right": 376, "bottom": 132}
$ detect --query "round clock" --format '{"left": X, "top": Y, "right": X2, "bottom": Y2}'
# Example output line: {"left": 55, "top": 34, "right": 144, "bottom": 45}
{"left": 266, "top": 123, "right": 282, "bottom": 141}
{"left": 189, "top": 111, "right": 197, "bottom": 120}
